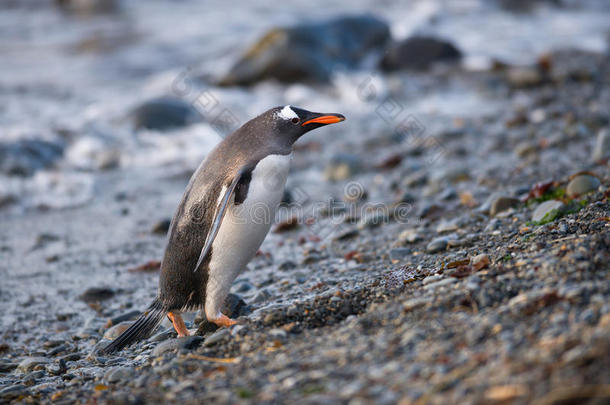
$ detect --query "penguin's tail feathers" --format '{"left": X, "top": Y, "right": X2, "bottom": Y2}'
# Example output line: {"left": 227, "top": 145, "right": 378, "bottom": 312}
{"left": 101, "top": 299, "right": 166, "bottom": 354}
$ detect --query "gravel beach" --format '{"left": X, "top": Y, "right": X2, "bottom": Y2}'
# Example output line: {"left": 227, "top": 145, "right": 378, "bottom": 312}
{"left": 1, "top": 1, "right": 609, "bottom": 404}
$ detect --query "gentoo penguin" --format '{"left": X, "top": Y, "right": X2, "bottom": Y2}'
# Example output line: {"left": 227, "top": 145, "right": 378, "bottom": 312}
{"left": 102, "top": 106, "right": 345, "bottom": 353}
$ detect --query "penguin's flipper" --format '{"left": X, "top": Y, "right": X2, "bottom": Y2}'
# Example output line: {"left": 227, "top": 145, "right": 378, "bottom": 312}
{"left": 193, "top": 169, "right": 245, "bottom": 272}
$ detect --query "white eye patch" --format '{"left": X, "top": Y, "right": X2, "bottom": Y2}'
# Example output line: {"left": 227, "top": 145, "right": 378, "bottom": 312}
{"left": 277, "top": 105, "right": 298, "bottom": 120}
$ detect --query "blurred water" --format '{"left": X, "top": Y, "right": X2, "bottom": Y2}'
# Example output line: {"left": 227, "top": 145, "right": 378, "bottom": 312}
{"left": 0, "top": 0, "right": 608, "bottom": 210}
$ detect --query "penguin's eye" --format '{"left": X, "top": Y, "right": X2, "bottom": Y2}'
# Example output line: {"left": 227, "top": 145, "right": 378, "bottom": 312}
{"left": 291, "top": 117, "right": 300, "bottom": 125}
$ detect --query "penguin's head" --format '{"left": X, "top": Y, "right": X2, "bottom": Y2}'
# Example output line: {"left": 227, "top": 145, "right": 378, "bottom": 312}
{"left": 269, "top": 105, "right": 345, "bottom": 146}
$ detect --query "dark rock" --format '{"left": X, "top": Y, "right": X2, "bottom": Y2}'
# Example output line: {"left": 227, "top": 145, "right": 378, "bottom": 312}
{"left": 130, "top": 97, "right": 198, "bottom": 130}
{"left": 219, "top": 15, "right": 390, "bottom": 86}
{"left": 380, "top": 36, "right": 461, "bottom": 71}
{"left": 0, "top": 138, "right": 64, "bottom": 176}
{"left": 151, "top": 218, "right": 171, "bottom": 235}
{"left": 80, "top": 287, "right": 115, "bottom": 303}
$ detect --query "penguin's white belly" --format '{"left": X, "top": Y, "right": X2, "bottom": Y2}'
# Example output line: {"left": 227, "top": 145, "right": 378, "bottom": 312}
{"left": 204, "top": 153, "right": 291, "bottom": 318}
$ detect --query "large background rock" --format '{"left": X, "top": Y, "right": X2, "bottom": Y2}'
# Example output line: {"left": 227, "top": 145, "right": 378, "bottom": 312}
{"left": 219, "top": 15, "right": 390, "bottom": 86}
{"left": 380, "top": 36, "right": 462, "bottom": 71}
{"left": 0, "top": 139, "right": 64, "bottom": 177}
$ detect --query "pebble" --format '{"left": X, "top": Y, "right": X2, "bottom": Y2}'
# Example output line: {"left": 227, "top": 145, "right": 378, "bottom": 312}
{"left": 389, "top": 248, "right": 411, "bottom": 261}
{"left": 0, "top": 362, "right": 18, "bottom": 372}
{"left": 204, "top": 328, "right": 230, "bottom": 347}
{"left": 591, "top": 129, "right": 609, "bottom": 162}
{"left": 108, "top": 310, "right": 141, "bottom": 327}
{"left": 17, "top": 357, "right": 50, "bottom": 373}
{"left": 436, "top": 219, "right": 459, "bottom": 233}
{"left": 152, "top": 336, "right": 204, "bottom": 356}
{"left": 532, "top": 200, "right": 564, "bottom": 223}
{"left": 472, "top": 253, "right": 491, "bottom": 270}
{"left": 0, "top": 384, "right": 28, "bottom": 400}
{"left": 398, "top": 228, "right": 423, "bottom": 244}
{"left": 149, "top": 328, "right": 175, "bottom": 342}
{"left": 357, "top": 211, "right": 387, "bottom": 229}
{"left": 426, "top": 236, "right": 449, "bottom": 253}
{"left": 151, "top": 218, "right": 171, "bottom": 234}
{"left": 80, "top": 287, "right": 115, "bottom": 303}
{"left": 130, "top": 97, "right": 197, "bottom": 130}
{"left": 514, "top": 141, "right": 537, "bottom": 158}
{"left": 104, "top": 366, "right": 135, "bottom": 383}
{"left": 380, "top": 35, "right": 461, "bottom": 71}
{"left": 252, "top": 289, "right": 271, "bottom": 304}
{"left": 566, "top": 175, "right": 600, "bottom": 198}
{"left": 507, "top": 67, "right": 543, "bottom": 88}
{"left": 424, "top": 278, "right": 457, "bottom": 290}
{"left": 489, "top": 196, "right": 520, "bottom": 216}
{"left": 103, "top": 321, "right": 134, "bottom": 340}
{"left": 332, "top": 227, "right": 359, "bottom": 241}
{"left": 423, "top": 275, "right": 443, "bottom": 285}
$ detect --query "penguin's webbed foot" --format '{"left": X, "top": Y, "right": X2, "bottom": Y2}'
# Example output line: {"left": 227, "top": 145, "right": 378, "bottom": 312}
{"left": 210, "top": 313, "right": 238, "bottom": 328}
{"left": 167, "top": 312, "right": 189, "bottom": 337}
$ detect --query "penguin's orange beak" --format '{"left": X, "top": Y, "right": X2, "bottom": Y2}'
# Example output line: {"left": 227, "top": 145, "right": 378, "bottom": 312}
{"left": 302, "top": 113, "right": 345, "bottom": 127}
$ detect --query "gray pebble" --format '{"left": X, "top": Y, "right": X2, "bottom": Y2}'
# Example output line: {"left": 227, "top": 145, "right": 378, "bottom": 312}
{"left": 389, "top": 248, "right": 411, "bottom": 260}
{"left": 0, "top": 384, "right": 28, "bottom": 400}
{"left": 566, "top": 175, "right": 600, "bottom": 198}
{"left": 426, "top": 237, "right": 449, "bottom": 253}
{"left": 204, "top": 328, "right": 231, "bottom": 347}
{"left": 591, "top": 129, "right": 609, "bottom": 162}
{"left": 532, "top": 200, "right": 564, "bottom": 222}
{"left": 17, "top": 356, "right": 50, "bottom": 373}
{"left": 104, "top": 366, "right": 135, "bottom": 383}
{"left": 489, "top": 196, "right": 520, "bottom": 216}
